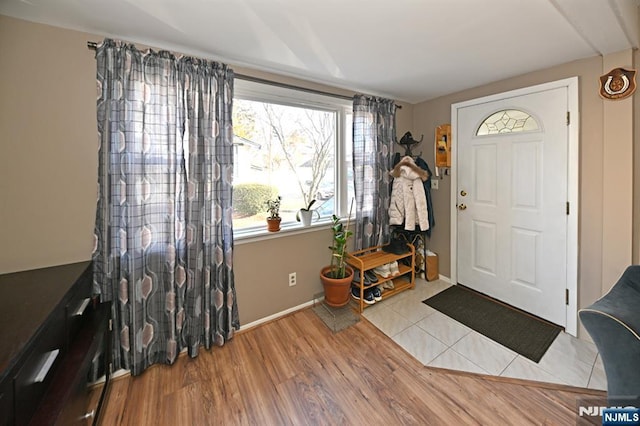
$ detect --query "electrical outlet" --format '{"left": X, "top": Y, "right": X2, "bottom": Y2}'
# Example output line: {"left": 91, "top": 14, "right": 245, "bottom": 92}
{"left": 431, "top": 179, "right": 439, "bottom": 190}
{"left": 288, "top": 272, "right": 297, "bottom": 286}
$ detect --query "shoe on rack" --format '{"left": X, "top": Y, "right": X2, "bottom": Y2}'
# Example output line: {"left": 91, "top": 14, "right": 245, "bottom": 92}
{"left": 351, "top": 286, "right": 376, "bottom": 305}
{"left": 388, "top": 261, "right": 400, "bottom": 276}
{"left": 352, "top": 269, "right": 371, "bottom": 286}
{"left": 371, "top": 286, "right": 382, "bottom": 301}
{"left": 373, "top": 263, "right": 391, "bottom": 278}
{"left": 382, "top": 280, "right": 395, "bottom": 290}
{"left": 364, "top": 270, "right": 379, "bottom": 285}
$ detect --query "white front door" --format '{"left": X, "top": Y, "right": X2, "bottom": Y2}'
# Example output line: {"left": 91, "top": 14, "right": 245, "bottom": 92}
{"left": 455, "top": 86, "right": 569, "bottom": 326}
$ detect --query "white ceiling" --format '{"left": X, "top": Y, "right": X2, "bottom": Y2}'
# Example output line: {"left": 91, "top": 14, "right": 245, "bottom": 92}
{"left": 1, "top": 0, "right": 639, "bottom": 103}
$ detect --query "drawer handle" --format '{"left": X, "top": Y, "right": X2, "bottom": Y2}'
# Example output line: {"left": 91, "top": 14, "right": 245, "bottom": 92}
{"left": 33, "top": 349, "right": 60, "bottom": 383}
{"left": 73, "top": 298, "right": 91, "bottom": 316}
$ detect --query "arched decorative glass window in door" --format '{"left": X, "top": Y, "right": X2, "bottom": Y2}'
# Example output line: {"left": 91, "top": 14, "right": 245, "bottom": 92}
{"left": 476, "top": 109, "right": 540, "bottom": 136}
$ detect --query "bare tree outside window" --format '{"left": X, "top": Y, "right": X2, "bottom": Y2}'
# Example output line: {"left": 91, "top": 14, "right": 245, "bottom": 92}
{"left": 262, "top": 104, "right": 334, "bottom": 207}
{"left": 232, "top": 98, "right": 337, "bottom": 230}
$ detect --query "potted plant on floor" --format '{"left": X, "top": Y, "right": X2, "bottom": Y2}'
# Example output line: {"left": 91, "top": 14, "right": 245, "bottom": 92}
{"left": 265, "top": 195, "right": 282, "bottom": 232}
{"left": 296, "top": 199, "right": 319, "bottom": 227}
{"left": 320, "top": 214, "right": 354, "bottom": 307}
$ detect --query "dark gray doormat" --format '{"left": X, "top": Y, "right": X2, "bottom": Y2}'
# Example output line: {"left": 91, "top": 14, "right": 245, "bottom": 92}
{"left": 423, "top": 285, "right": 561, "bottom": 363}
{"left": 312, "top": 303, "right": 360, "bottom": 333}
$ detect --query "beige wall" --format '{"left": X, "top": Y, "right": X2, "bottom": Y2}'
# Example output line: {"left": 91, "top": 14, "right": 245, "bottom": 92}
{"left": 0, "top": 15, "right": 413, "bottom": 325}
{"left": 601, "top": 50, "right": 634, "bottom": 293}
{"left": 0, "top": 16, "right": 98, "bottom": 272}
{"left": 412, "top": 52, "right": 637, "bottom": 332}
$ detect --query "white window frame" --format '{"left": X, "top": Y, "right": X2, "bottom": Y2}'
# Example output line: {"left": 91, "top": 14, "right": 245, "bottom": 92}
{"left": 233, "top": 79, "right": 352, "bottom": 241}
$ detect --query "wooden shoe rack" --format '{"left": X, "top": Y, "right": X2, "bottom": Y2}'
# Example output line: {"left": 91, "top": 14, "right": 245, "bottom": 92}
{"left": 345, "top": 243, "right": 415, "bottom": 313}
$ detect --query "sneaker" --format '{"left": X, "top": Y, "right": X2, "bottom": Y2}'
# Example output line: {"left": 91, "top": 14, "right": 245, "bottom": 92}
{"left": 371, "top": 286, "right": 382, "bottom": 301}
{"left": 382, "top": 280, "right": 395, "bottom": 290}
{"left": 364, "top": 270, "right": 379, "bottom": 284}
{"left": 351, "top": 286, "right": 375, "bottom": 305}
{"left": 388, "top": 261, "right": 400, "bottom": 276}
{"left": 373, "top": 263, "right": 391, "bottom": 278}
{"left": 352, "top": 268, "right": 371, "bottom": 286}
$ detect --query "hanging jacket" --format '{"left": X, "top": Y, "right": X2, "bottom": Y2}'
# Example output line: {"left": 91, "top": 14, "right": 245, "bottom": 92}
{"left": 415, "top": 156, "right": 436, "bottom": 237}
{"left": 392, "top": 153, "right": 436, "bottom": 237}
{"left": 389, "top": 156, "right": 430, "bottom": 231}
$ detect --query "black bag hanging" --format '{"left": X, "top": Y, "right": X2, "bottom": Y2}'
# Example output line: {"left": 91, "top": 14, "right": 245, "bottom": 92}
{"left": 383, "top": 231, "right": 410, "bottom": 255}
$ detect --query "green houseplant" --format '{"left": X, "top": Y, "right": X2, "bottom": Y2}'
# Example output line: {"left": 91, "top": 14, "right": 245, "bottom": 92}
{"left": 320, "top": 214, "right": 354, "bottom": 306}
{"left": 265, "top": 195, "right": 282, "bottom": 232}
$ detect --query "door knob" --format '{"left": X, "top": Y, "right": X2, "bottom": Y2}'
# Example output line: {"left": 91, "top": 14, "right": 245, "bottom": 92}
{"left": 458, "top": 204, "right": 467, "bottom": 210}
{"left": 460, "top": 190, "right": 467, "bottom": 197}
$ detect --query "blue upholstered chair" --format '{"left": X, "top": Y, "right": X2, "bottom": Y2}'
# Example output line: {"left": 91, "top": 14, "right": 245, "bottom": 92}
{"left": 579, "top": 265, "right": 640, "bottom": 405}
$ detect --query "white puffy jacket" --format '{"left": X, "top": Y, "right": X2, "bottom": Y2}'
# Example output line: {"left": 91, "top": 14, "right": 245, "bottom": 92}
{"left": 388, "top": 156, "right": 430, "bottom": 231}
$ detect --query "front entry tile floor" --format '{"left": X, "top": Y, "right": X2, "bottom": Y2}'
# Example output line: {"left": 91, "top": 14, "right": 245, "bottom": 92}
{"left": 362, "top": 278, "right": 607, "bottom": 390}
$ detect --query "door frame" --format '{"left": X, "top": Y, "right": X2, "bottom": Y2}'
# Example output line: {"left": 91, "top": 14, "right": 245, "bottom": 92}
{"left": 450, "top": 77, "right": 579, "bottom": 336}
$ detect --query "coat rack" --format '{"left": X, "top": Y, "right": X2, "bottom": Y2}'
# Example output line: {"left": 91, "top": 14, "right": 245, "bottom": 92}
{"left": 396, "top": 131, "right": 423, "bottom": 157}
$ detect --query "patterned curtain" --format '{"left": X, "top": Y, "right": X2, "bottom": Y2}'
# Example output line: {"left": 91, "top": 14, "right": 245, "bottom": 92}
{"left": 352, "top": 95, "right": 397, "bottom": 250}
{"left": 92, "top": 39, "right": 239, "bottom": 376}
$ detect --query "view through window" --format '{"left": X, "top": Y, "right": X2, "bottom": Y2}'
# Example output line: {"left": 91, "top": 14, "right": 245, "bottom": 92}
{"left": 232, "top": 82, "right": 353, "bottom": 234}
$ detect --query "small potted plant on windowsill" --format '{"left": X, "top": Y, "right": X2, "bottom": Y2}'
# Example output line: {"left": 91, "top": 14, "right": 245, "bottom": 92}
{"left": 296, "top": 199, "right": 319, "bottom": 227}
{"left": 319, "top": 214, "right": 354, "bottom": 307}
{"left": 265, "top": 196, "right": 282, "bottom": 232}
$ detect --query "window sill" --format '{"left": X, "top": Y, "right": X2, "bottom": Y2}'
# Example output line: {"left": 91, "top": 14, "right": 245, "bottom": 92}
{"left": 234, "top": 219, "right": 333, "bottom": 245}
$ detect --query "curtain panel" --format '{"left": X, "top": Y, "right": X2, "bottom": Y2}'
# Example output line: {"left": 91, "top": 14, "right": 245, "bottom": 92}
{"left": 92, "top": 39, "right": 239, "bottom": 375}
{"left": 352, "top": 95, "right": 397, "bottom": 250}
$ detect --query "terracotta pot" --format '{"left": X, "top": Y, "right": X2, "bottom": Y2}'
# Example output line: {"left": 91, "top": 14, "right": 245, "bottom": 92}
{"left": 267, "top": 217, "right": 281, "bottom": 232}
{"left": 320, "top": 265, "right": 354, "bottom": 307}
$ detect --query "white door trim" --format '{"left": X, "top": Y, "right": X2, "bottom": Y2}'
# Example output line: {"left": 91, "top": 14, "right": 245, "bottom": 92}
{"left": 450, "top": 77, "right": 579, "bottom": 336}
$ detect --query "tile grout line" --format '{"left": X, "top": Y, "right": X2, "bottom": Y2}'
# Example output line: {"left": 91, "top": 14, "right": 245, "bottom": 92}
{"left": 441, "top": 345, "right": 491, "bottom": 375}
{"left": 498, "top": 354, "right": 519, "bottom": 376}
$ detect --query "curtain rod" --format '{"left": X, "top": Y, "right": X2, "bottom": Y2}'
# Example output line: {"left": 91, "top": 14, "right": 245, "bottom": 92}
{"left": 86, "top": 41, "right": 401, "bottom": 108}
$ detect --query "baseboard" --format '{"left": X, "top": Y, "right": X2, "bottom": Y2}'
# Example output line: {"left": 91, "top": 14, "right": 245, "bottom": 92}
{"left": 110, "top": 368, "right": 131, "bottom": 381}
{"left": 241, "top": 275, "right": 453, "bottom": 331}
{"left": 240, "top": 274, "right": 452, "bottom": 330}
{"left": 439, "top": 274, "right": 451, "bottom": 283}
{"left": 240, "top": 298, "right": 317, "bottom": 331}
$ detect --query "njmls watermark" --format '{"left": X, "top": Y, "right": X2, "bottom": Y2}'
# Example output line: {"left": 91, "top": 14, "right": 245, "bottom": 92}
{"left": 577, "top": 396, "right": 640, "bottom": 426}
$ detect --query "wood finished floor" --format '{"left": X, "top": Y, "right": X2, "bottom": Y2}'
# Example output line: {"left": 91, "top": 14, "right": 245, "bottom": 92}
{"left": 100, "top": 308, "right": 605, "bottom": 425}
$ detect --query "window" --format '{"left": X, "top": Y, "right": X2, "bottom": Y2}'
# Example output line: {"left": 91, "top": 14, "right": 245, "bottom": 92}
{"left": 232, "top": 80, "right": 353, "bottom": 235}
{"left": 476, "top": 109, "right": 540, "bottom": 136}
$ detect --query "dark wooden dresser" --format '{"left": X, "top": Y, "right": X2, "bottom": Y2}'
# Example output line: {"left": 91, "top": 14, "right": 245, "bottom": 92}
{"left": 0, "top": 261, "right": 111, "bottom": 426}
